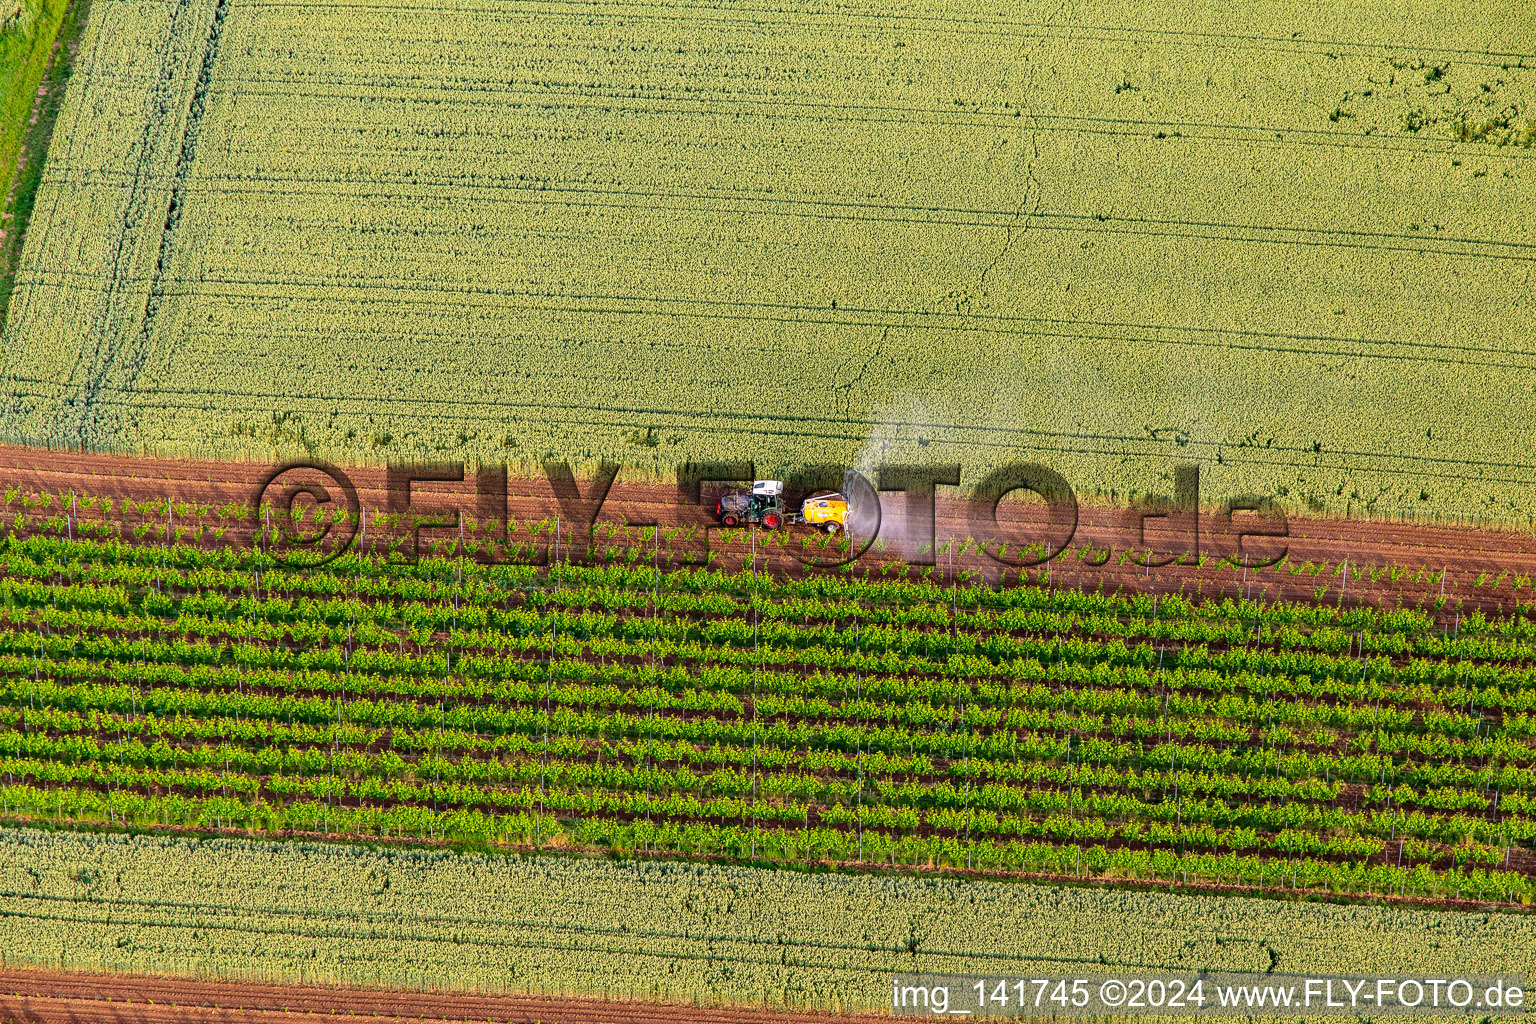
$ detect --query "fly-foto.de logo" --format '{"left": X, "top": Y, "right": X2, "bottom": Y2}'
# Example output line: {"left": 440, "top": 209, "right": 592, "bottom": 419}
{"left": 250, "top": 459, "right": 1289, "bottom": 572}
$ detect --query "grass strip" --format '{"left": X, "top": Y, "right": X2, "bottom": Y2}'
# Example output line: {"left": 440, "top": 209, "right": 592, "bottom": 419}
{"left": 0, "top": 0, "right": 85, "bottom": 325}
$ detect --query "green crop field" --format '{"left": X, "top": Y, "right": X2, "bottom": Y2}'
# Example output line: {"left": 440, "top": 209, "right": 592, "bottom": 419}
{"left": 0, "top": 827, "right": 1530, "bottom": 1010}
{"left": 1, "top": 517, "right": 1534, "bottom": 906}
{"left": 1, "top": 1, "right": 1534, "bottom": 521}
{"left": 0, "top": 0, "right": 70, "bottom": 245}
{"left": 0, "top": 0, "right": 64, "bottom": 193}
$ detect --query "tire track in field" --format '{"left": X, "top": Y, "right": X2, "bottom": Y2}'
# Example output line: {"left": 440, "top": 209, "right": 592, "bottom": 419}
{"left": 134, "top": 281, "right": 1536, "bottom": 364}
{"left": 3, "top": 357, "right": 1527, "bottom": 469}
{"left": 2, "top": 865, "right": 1227, "bottom": 977}
{"left": 233, "top": 0, "right": 1536, "bottom": 66}
{"left": 135, "top": 0, "right": 232, "bottom": 373}
{"left": 61, "top": 277, "right": 1536, "bottom": 371}
{"left": 56, "top": 0, "right": 215, "bottom": 451}
{"left": 21, "top": 261, "right": 1536, "bottom": 368}
{"left": 28, "top": 172, "right": 1530, "bottom": 267}
{"left": 8, "top": 378, "right": 1536, "bottom": 493}
{"left": 32, "top": 173, "right": 1536, "bottom": 263}
{"left": 0, "top": 893, "right": 1176, "bottom": 974}
{"left": 151, "top": 76, "right": 1536, "bottom": 165}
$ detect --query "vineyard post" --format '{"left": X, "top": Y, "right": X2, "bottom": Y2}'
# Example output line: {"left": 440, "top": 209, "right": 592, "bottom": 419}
{"left": 751, "top": 534, "right": 759, "bottom": 860}
{"left": 540, "top": 554, "right": 555, "bottom": 848}
{"left": 641, "top": 524, "right": 660, "bottom": 846}
{"left": 963, "top": 713, "right": 972, "bottom": 870}
{"left": 652, "top": 523, "right": 658, "bottom": 677}
{"left": 855, "top": 612, "right": 863, "bottom": 863}
{"left": 539, "top": 627, "right": 549, "bottom": 851}
{"left": 1173, "top": 749, "right": 1181, "bottom": 837}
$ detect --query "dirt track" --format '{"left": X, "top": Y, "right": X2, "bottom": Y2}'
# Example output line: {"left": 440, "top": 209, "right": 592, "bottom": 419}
{"left": 0, "top": 968, "right": 893, "bottom": 1024}
{"left": 2, "top": 444, "right": 1535, "bottom": 618}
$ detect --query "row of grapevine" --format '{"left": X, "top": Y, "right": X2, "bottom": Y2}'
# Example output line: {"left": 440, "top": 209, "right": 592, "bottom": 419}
{"left": 0, "top": 531, "right": 1531, "bottom": 902}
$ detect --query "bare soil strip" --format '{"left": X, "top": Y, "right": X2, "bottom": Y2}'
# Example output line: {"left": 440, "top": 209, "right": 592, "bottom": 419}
{"left": 1, "top": 445, "right": 1532, "bottom": 618}
{"left": 0, "top": 968, "right": 893, "bottom": 1024}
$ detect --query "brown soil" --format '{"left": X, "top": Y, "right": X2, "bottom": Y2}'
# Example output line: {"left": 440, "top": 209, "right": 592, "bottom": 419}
{"left": 1, "top": 444, "right": 1533, "bottom": 619}
{"left": 0, "top": 967, "right": 894, "bottom": 1024}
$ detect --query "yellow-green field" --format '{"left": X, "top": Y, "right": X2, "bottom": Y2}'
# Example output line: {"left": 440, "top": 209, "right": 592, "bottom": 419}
{"left": 1, "top": 1, "right": 1534, "bottom": 520}
{"left": 0, "top": 828, "right": 1530, "bottom": 1010}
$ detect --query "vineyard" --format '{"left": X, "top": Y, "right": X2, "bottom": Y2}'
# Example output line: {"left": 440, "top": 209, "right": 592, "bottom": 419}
{"left": 1, "top": 491, "right": 1534, "bottom": 909}
{"left": 3, "top": 0, "right": 1536, "bottom": 521}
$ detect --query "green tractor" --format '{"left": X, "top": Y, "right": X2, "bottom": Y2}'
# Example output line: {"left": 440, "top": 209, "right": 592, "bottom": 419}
{"left": 716, "top": 481, "right": 791, "bottom": 529}
{"left": 715, "top": 480, "right": 848, "bottom": 533}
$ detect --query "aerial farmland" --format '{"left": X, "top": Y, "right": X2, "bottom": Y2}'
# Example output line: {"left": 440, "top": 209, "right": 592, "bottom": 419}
{"left": 0, "top": 1, "right": 1533, "bottom": 1021}
{"left": 5, "top": 0, "right": 1536, "bottom": 518}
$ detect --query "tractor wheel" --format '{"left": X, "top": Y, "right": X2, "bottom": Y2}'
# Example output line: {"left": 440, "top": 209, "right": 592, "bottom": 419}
{"left": 763, "top": 513, "right": 782, "bottom": 529}
{"left": 823, "top": 521, "right": 841, "bottom": 535}
{"left": 721, "top": 514, "right": 739, "bottom": 527}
